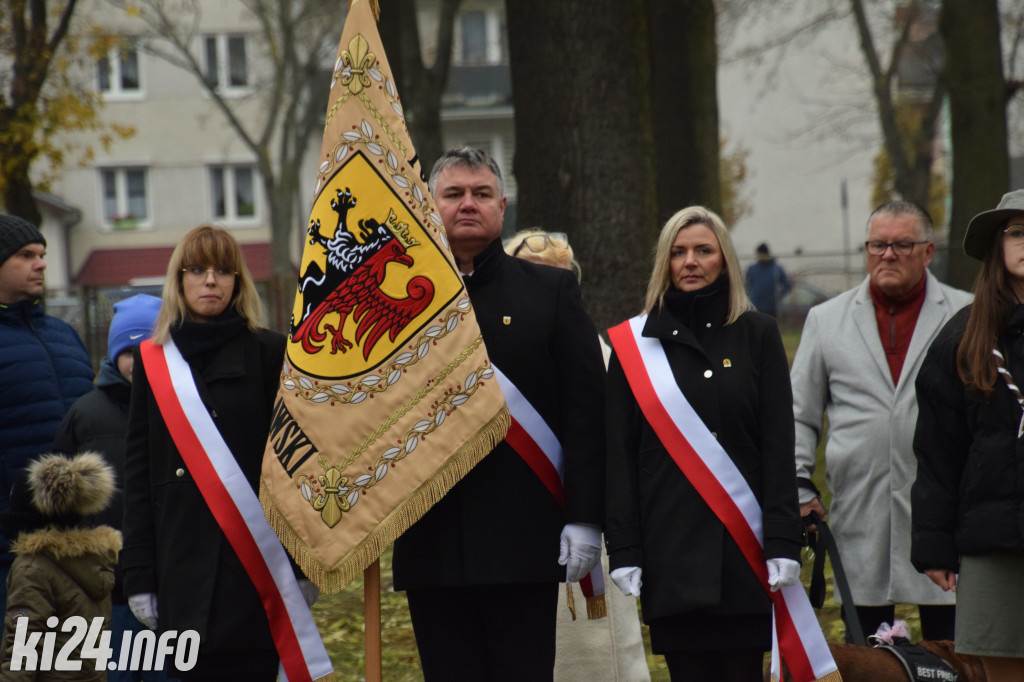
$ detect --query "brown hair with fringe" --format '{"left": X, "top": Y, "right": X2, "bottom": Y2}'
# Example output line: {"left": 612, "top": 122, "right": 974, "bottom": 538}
{"left": 957, "top": 221, "right": 1015, "bottom": 396}
{"left": 150, "top": 225, "right": 265, "bottom": 344}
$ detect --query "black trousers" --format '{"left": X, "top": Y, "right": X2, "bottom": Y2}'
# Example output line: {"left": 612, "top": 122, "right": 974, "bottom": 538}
{"left": 845, "top": 604, "right": 956, "bottom": 642}
{"left": 406, "top": 583, "right": 559, "bottom": 682}
{"left": 663, "top": 648, "right": 765, "bottom": 681}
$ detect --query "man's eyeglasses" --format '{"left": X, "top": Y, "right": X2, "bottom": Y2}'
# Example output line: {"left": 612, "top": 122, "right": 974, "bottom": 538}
{"left": 864, "top": 240, "right": 929, "bottom": 257}
{"left": 511, "top": 232, "right": 570, "bottom": 257}
{"left": 182, "top": 265, "right": 237, "bottom": 280}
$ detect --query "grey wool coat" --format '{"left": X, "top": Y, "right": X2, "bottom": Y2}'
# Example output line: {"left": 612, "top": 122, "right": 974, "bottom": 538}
{"left": 790, "top": 271, "right": 971, "bottom": 605}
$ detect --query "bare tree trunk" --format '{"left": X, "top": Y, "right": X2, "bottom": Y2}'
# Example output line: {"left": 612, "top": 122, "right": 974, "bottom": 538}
{"left": 648, "top": 0, "right": 721, "bottom": 224}
{"left": 850, "top": 0, "right": 944, "bottom": 211}
{"left": 1, "top": 0, "right": 81, "bottom": 224}
{"left": 506, "top": 0, "right": 658, "bottom": 331}
{"left": 378, "top": 0, "right": 463, "bottom": 180}
{"left": 940, "top": 0, "right": 1009, "bottom": 290}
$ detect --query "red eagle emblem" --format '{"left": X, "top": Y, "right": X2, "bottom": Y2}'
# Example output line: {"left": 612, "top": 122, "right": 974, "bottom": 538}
{"left": 290, "top": 188, "right": 435, "bottom": 360}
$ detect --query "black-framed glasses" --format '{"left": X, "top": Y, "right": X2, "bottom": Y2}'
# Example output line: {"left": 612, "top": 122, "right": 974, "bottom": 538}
{"left": 864, "top": 240, "right": 929, "bottom": 256}
{"left": 511, "top": 232, "right": 570, "bottom": 257}
{"left": 181, "top": 265, "right": 237, "bottom": 280}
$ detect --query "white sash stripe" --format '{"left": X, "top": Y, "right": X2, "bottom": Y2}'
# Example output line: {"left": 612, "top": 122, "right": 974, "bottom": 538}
{"left": 493, "top": 365, "right": 564, "bottom": 479}
{"left": 626, "top": 316, "right": 763, "bottom": 540}
{"left": 162, "top": 340, "right": 333, "bottom": 680}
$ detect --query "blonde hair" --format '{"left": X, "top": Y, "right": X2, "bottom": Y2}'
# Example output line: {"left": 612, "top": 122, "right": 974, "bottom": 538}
{"left": 504, "top": 228, "right": 582, "bottom": 282}
{"left": 151, "top": 225, "right": 265, "bottom": 343}
{"left": 643, "top": 206, "right": 752, "bottom": 324}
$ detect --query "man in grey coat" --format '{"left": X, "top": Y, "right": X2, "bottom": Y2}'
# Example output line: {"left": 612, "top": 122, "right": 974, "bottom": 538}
{"left": 790, "top": 200, "right": 971, "bottom": 641}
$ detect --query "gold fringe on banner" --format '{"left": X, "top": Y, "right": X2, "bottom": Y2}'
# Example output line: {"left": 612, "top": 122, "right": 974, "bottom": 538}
{"left": 261, "top": 407, "right": 510, "bottom": 593}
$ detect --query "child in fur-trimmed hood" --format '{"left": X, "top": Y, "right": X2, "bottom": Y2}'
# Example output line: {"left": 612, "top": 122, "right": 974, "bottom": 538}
{"left": 0, "top": 452, "right": 121, "bottom": 680}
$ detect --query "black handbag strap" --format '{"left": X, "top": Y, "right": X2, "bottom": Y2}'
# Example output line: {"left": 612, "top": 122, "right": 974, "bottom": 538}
{"left": 806, "top": 511, "right": 866, "bottom": 645}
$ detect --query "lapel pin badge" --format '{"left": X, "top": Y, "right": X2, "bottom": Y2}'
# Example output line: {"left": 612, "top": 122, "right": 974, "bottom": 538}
{"left": 723, "top": 358, "right": 732, "bottom": 367}
{"left": 502, "top": 316, "right": 511, "bottom": 326}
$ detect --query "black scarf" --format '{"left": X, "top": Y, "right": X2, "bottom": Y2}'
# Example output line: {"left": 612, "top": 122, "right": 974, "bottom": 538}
{"left": 169, "top": 308, "right": 246, "bottom": 367}
{"left": 662, "top": 275, "right": 730, "bottom": 329}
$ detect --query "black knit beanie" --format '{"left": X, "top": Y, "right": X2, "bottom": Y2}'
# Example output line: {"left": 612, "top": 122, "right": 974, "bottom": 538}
{"left": 0, "top": 214, "right": 46, "bottom": 266}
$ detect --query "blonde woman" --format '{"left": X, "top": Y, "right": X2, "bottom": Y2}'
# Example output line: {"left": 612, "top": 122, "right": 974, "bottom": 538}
{"left": 604, "top": 207, "right": 803, "bottom": 680}
{"left": 506, "top": 229, "right": 649, "bottom": 681}
{"left": 122, "top": 226, "right": 288, "bottom": 681}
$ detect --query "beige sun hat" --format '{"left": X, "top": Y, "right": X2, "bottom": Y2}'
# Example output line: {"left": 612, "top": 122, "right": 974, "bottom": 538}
{"left": 964, "top": 189, "right": 1024, "bottom": 261}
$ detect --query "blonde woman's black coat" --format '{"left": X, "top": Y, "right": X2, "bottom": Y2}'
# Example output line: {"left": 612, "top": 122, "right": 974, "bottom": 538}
{"left": 605, "top": 285, "right": 803, "bottom": 626}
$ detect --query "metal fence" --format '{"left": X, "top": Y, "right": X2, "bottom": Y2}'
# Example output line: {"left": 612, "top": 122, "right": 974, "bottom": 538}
{"left": 49, "top": 246, "right": 963, "bottom": 368}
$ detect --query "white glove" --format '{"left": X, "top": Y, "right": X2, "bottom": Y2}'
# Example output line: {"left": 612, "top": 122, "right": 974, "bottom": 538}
{"left": 128, "top": 593, "right": 159, "bottom": 630}
{"left": 297, "top": 578, "right": 320, "bottom": 607}
{"left": 766, "top": 558, "right": 801, "bottom": 592}
{"left": 558, "top": 523, "right": 602, "bottom": 582}
{"left": 610, "top": 566, "right": 642, "bottom": 597}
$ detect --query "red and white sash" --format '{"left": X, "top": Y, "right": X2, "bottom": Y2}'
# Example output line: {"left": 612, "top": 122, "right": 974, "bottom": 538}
{"left": 140, "top": 339, "right": 335, "bottom": 682}
{"left": 492, "top": 366, "right": 607, "bottom": 619}
{"left": 607, "top": 316, "right": 840, "bottom": 682}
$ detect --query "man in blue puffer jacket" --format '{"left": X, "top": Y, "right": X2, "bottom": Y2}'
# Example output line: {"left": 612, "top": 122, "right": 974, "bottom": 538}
{"left": 0, "top": 213, "right": 94, "bottom": 607}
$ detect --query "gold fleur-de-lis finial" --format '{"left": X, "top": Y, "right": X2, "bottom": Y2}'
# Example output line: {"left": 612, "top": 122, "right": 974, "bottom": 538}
{"left": 311, "top": 467, "right": 352, "bottom": 528}
{"left": 337, "top": 34, "right": 376, "bottom": 95}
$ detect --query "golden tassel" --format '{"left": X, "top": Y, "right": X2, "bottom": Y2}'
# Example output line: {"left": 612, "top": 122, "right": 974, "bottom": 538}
{"left": 585, "top": 593, "right": 607, "bottom": 620}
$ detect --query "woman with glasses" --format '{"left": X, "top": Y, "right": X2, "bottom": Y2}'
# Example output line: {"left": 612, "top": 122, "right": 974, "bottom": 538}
{"left": 122, "top": 226, "right": 293, "bottom": 681}
{"left": 913, "top": 190, "right": 1024, "bottom": 682}
{"left": 505, "top": 229, "right": 650, "bottom": 682}
{"left": 604, "top": 207, "right": 803, "bottom": 680}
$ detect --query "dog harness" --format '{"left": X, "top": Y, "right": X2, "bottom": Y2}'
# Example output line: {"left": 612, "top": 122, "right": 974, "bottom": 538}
{"left": 872, "top": 636, "right": 959, "bottom": 682}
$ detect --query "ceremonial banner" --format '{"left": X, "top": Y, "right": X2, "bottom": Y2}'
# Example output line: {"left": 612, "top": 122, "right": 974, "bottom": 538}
{"left": 260, "top": 0, "right": 509, "bottom": 592}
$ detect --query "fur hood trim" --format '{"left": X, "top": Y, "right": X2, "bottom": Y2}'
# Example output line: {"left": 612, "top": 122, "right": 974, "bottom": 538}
{"left": 28, "top": 451, "right": 115, "bottom": 517}
{"left": 11, "top": 525, "right": 122, "bottom": 559}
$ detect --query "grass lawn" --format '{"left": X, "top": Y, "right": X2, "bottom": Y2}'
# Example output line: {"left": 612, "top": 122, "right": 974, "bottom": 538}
{"left": 312, "top": 326, "right": 913, "bottom": 680}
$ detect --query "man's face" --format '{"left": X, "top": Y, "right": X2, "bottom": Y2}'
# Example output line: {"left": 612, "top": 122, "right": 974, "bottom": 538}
{"left": 866, "top": 213, "right": 934, "bottom": 298}
{"left": 434, "top": 164, "right": 506, "bottom": 267}
{"left": 0, "top": 243, "right": 46, "bottom": 304}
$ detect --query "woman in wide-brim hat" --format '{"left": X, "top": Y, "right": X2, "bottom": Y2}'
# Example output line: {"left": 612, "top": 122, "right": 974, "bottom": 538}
{"left": 912, "top": 189, "right": 1024, "bottom": 682}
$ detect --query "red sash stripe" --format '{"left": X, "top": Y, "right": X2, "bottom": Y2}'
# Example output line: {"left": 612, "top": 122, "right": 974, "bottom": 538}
{"left": 504, "top": 420, "right": 565, "bottom": 505}
{"left": 607, "top": 316, "right": 838, "bottom": 682}
{"left": 141, "top": 340, "right": 334, "bottom": 682}
{"left": 493, "top": 366, "right": 605, "bottom": 605}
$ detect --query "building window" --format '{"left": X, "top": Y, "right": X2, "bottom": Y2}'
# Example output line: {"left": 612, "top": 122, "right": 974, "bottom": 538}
{"left": 460, "top": 12, "right": 487, "bottom": 65}
{"left": 204, "top": 34, "right": 249, "bottom": 92}
{"left": 101, "top": 168, "right": 149, "bottom": 229}
{"left": 97, "top": 44, "right": 141, "bottom": 97}
{"left": 210, "top": 165, "right": 257, "bottom": 220}
{"left": 453, "top": 10, "right": 506, "bottom": 66}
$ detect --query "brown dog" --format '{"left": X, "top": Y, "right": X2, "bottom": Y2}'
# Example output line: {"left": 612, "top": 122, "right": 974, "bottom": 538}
{"left": 769, "top": 640, "right": 986, "bottom": 681}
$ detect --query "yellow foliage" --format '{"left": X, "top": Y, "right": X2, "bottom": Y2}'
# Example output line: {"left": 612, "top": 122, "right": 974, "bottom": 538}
{"left": 720, "top": 136, "right": 752, "bottom": 229}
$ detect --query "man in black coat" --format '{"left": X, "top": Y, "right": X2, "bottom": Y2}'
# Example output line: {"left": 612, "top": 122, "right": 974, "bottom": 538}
{"left": 392, "top": 148, "right": 607, "bottom": 682}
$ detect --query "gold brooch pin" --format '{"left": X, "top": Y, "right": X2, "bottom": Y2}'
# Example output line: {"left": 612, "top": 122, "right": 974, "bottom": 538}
{"left": 502, "top": 316, "right": 511, "bottom": 326}
{"left": 723, "top": 359, "right": 732, "bottom": 367}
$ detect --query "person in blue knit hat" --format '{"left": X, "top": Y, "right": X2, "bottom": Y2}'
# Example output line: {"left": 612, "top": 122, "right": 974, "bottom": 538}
{"left": 53, "top": 293, "right": 175, "bottom": 682}
{"left": 0, "top": 213, "right": 94, "bottom": 611}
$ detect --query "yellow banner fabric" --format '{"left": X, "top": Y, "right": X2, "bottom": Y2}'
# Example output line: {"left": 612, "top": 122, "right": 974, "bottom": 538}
{"left": 260, "top": 0, "right": 509, "bottom": 593}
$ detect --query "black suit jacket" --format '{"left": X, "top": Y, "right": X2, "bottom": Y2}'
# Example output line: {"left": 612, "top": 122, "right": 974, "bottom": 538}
{"left": 393, "top": 238, "right": 606, "bottom": 589}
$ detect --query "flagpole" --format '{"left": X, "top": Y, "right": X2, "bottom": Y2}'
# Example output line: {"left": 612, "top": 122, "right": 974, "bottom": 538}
{"left": 364, "top": 559, "right": 382, "bottom": 682}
